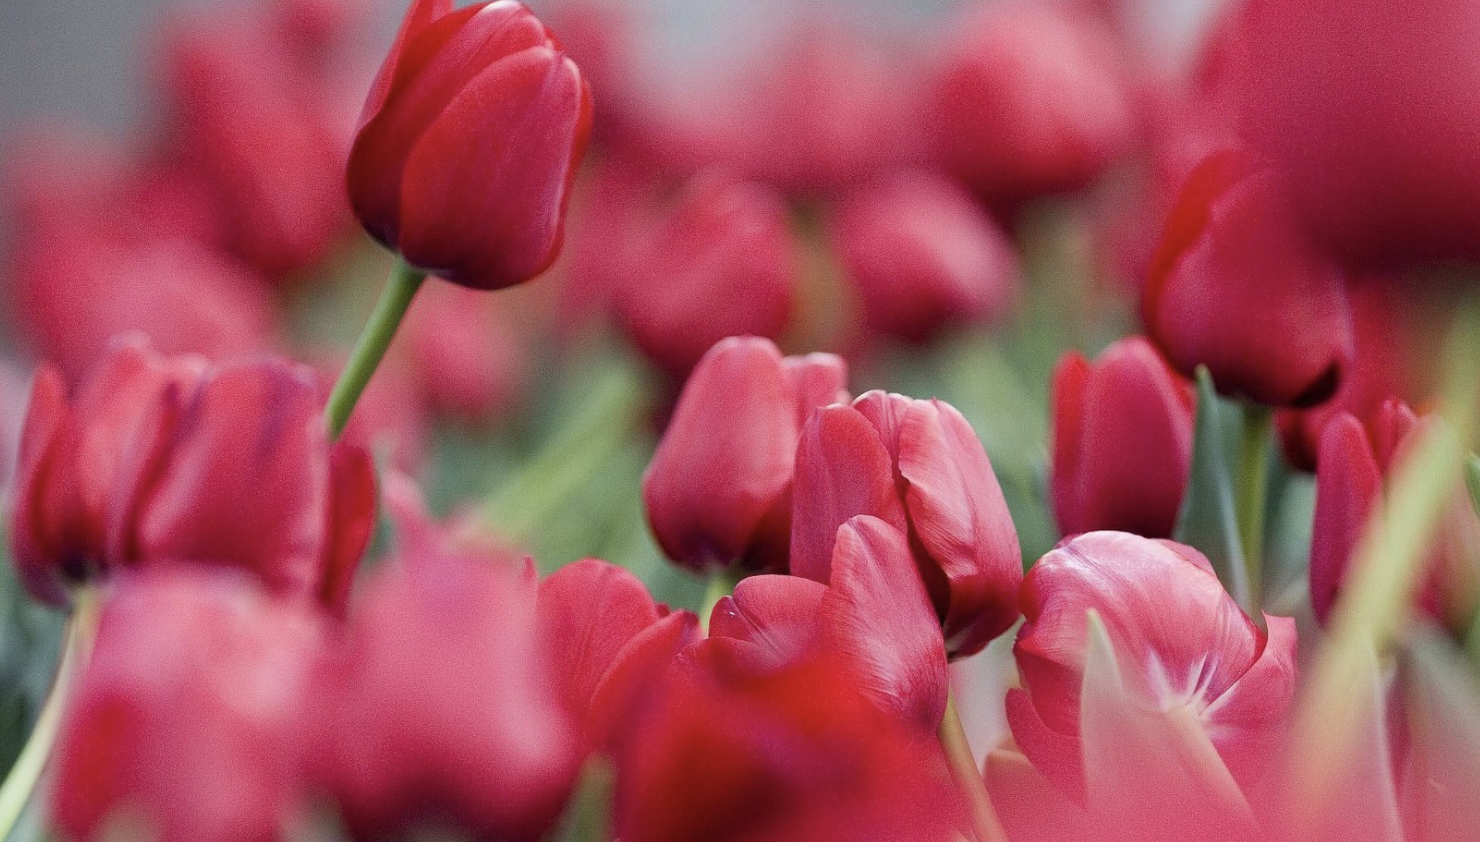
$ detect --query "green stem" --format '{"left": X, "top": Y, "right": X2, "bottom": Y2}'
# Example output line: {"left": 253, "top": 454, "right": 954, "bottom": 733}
{"left": 1234, "top": 404, "right": 1273, "bottom": 611}
{"left": 0, "top": 589, "right": 102, "bottom": 839}
{"left": 938, "top": 693, "right": 1007, "bottom": 842}
{"left": 324, "top": 257, "right": 427, "bottom": 440}
{"left": 698, "top": 568, "right": 738, "bottom": 635}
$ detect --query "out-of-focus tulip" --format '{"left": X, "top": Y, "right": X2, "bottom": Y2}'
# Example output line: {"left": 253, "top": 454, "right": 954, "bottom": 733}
{"left": 11, "top": 339, "right": 376, "bottom": 610}
{"left": 708, "top": 515, "right": 948, "bottom": 730}
{"left": 829, "top": 171, "right": 1019, "bottom": 345}
{"left": 347, "top": 0, "right": 592, "bottom": 290}
{"left": 618, "top": 173, "right": 796, "bottom": 377}
{"left": 1008, "top": 531, "right": 1297, "bottom": 803}
{"left": 400, "top": 283, "right": 530, "bottom": 424}
{"left": 1143, "top": 148, "right": 1353, "bottom": 407}
{"left": 52, "top": 567, "right": 323, "bottom": 842}
{"left": 791, "top": 391, "right": 1021, "bottom": 659}
{"left": 158, "top": 9, "right": 354, "bottom": 279}
{"left": 615, "top": 654, "right": 962, "bottom": 842}
{"left": 644, "top": 337, "right": 847, "bottom": 574}
{"left": 1310, "top": 401, "right": 1480, "bottom": 630}
{"left": 1050, "top": 336, "right": 1194, "bottom": 538}
{"left": 310, "top": 503, "right": 578, "bottom": 841}
{"left": 1226, "top": 0, "right": 1480, "bottom": 269}
{"left": 929, "top": 0, "right": 1139, "bottom": 206}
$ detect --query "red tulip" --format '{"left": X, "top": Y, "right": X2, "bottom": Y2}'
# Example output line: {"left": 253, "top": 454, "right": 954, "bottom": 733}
{"left": 1050, "top": 336, "right": 1194, "bottom": 538}
{"left": 928, "top": 0, "right": 1139, "bottom": 206}
{"left": 618, "top": 173, "right": 796, "bottom": 377}
{"left": 644, "top": 337, "right": 847, "bottom": 574}
{"left": 708, "top": 516, "right": 948, "bottom": 730}
{"left": 829, "top": 171, "right": 1020, "bottom": 344}
{"left": 1008, "top": 532, "right": 1297, "bottom": 803}
{"left": 1310, "top": 401, "right": 1480, "bottom": 629}
{"left": 52, "top": 567, "right": 324, "bottom": 842}
{"left": 347, "top": 0, "right": 592, "bottom": 290}
{"left": 790, "top": 391, "right": 1022, "bottom": 659}
{"left": 1143, "top": 148, "right": 1353, "bottom": 407}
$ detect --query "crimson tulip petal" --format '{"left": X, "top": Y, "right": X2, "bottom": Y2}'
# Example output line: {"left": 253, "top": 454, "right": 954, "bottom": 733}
{"left": 537, "top": 559, "right": 661, "bottom": 717}
{"left": 1005, "top": 687, "right": 1086, "bottom": 802}
{"left": 1310, "top": 413, "right": 1382, "bottom": 623}
{"left": 319, "top": 442, "right": 377, "bottom": 615}
{"left": 585, "top": 609, "right": 699, "bottom": 754}
{"left": 821, "top": 516, "right": 948, "bottom": 730}
{"left": 780, "top": 352, "right": 849, "bottom": 428}
{"left": 11, "top": 364, "right": 74, "bottom": 606}
{"left": 709, "top": 574, "right": 826, "bottom": 668}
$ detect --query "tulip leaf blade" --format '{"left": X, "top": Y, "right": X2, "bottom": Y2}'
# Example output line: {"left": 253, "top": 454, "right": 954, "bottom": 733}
{"left": 1173, "top": 367, "right": 1252, "bottom": 611}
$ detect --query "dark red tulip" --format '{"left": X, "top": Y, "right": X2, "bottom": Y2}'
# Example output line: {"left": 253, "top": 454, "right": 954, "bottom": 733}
{"left": 1009, "top": 532, "right": 1297, "bottom": 803}
{"left": 1051, "top": 336, "right": 1194, "bottom": 538}
{"left": 929, "top": 0, "right": 1139, "bottom": 206}
{"left": 1143, "top": 148, "right": 1353, "bottom": 407}
{"left": 615, "top": 653, "right": 963, "bottom": 842}
{"left": 644, "top": 337, "right": 847, "bottom": 574}
{"left": 617, "top": 173, "right": 797, "bottom": 377}
{"left": 311, "top": 503, "right": 578, "bottom": 842}
{"left": 52, "top": 567, "right": 324, "bottom": 842}
{"left": 347, "top": 0, "right": 592, "bottom": 290}
{"left": 829, "top": 171, "right": 1020, "bottom": 344}
{"left": 708, "top": 516, "right": 948, "bottom": 731}
{"left": 1310, "top": 401, "right": 1480, "bottom": 629}
{"left": 790, "top": 391, "right": 1021, "bottom": 659}
{"left": 1225, "top": 0, "right": 1480, "bottom": 269}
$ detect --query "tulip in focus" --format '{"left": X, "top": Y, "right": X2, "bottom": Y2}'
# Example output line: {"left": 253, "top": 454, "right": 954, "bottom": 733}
{"left": 790, "top": 390, "right": 1022, "bottom": 658}
{"left": 644, "top": 336, "right": 847, "bottom": 574}
{"left": 1143, "top": 148, "right": 1353, "bottom": 407}
{"left": 1051, "top": 336, "right": 1194, "bottom": 538}
{"left": 830, "top": 171, "right": 1020, "bottom": 345}
{"left": 347, "top": 0, "right": 593, "bottom": 291}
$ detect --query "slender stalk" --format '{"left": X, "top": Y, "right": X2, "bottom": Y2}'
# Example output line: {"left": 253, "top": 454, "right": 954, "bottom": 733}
{"left": 0, "top": 589, "right": 103, "bottom": 838}
{"left": 1234, "top": 404, "right": 1273, "bottom": 611}
{"left": 324, "top": 257, "right": 427, "bottom": 440}
{"left": 938, "top": 693, "right": 1007, "bottom": 842}
{"left": 698, "top": 569, "right": 736, "bottom": 636}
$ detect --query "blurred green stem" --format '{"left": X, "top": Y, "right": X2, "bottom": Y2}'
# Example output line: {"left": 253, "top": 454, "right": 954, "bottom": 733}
{"left": 698, "top": 568, "right": 739, "bottom": 635}
{"left": 0, "top": 588, "right": 102, "bottom": 840}
{"left": 325, "top": 257, "right": 426, "bottom": 440}
{"left": 1234, "top": 404, "right": 1273, "bottom": 610}
{"left": 938, "top": 693, "right": 1007, "bottom": 842}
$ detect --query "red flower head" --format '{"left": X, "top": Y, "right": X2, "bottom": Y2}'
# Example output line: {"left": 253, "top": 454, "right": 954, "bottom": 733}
{"left": 11, "top": 338, "right": 376, "bottom": 612}
{"left": 1008, "top": 532, "right": 1297, "bottom": 804}
{"left": 1143, "top": 148, "right": 1354, "bottom": 407}
{"left": 829, "top": 171, "right": 1020, "bottom": 345}
{"left": 347, "top": 0, "right": 592, "bottom": 290}
{"left": 618, "top": 173, "right": 797, "bottom": 378}
{"left": 644, "top": 337, "right": 848, "bottom": 574}
{"left": 52, "top": 567, "right": 325, "bottom": 842}
{"left": 1311, "top": 400, "right": 1480, "bottom": 630}
{"left": 1051, "top": 336, "right": 1194, "bottom": 538}
{"left": 790, "top": 391, "right": 1022, "bottom": 659}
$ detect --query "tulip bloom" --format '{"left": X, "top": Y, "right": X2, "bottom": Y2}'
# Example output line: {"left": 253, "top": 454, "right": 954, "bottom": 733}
{"left": 644, "top": 337, "right": 847, "bottom": 574}
{"left": 790, "top": 391, "right": 1021, "bottom": 659}
{"left": 1144, "top": 149, "right": 1353, "bottom": 407}
{"left": 618, "top": 173, "right": 797, "bottom": 377}
{"left": 52, "top": 567, "right": 324, "bottom": 842}
{"left": 1051, "top": 336, "right": 1194, "bottom": 538}
{"left": 1007, "top": 532, "right": 1297, "bottom": 805}
{"left": 1310, "top": 401, "right": 1480, "bottom": 629}
{"left": 346, "top": 0, "right": 592, "bottom": 291}
{"left": 11, "top": 339, "right": 376, "bottom": 612}
{"left": 830, "top": 171, "right": 1019, "bottom": 344}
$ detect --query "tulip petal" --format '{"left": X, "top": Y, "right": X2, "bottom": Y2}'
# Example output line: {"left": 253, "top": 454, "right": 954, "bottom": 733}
{"left": 708, "top": 574, "right": 826, "bottom": 669}
{"left": 1311, "top": 413, "right": 1382, "bottom": 623}
{"left": 537, "top": 559, "right": 661, "bottom": 717}
{"left": 1049, "top": 351, "right": 1090, "bottom": 537}
{"left": 356, "top": 0, "right": 455, "bottom": 129}
{"left": 984, "top": 748, "right": 1092, "bottom": 842}
{"left": 585, "top": 609, "right": 699, "bottom": 755}
{"left": 781, "top": 353, "right": 849, "bottom": 428}
{"left": 11, "top": 364, "right": 75, "bottom": 606}
{"left": 319, "top": 442, "right": 377, "bottom": 615}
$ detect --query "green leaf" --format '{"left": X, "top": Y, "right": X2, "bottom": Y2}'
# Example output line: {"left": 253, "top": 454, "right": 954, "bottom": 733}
{"left": 1172, "top": 366, "right": 1251, "bottom": 612}
{"left": 1465, "top": 453, "right": 1480, "bottom": 518}
{"left": 547, "top": 757, "right": 615, "bottom": 842}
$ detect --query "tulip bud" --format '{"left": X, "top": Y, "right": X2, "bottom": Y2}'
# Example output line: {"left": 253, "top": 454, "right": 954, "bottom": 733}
{"left": 1009, "top": 531, "right": 1297, "bottom": 802}
{"left": 830, "top": 171, "right": 1020, "bottom": 344}
{"left": 52, "top": 567, "right": 324, "bottom": 842}
{"left": 1143, "top": 149, "right": 1353, "bottom": 407}
{"left": 347, "top": 0, "right": 593, "bottom": 290}
{"left": 929, "top": 0, "right": 1138, "bottom": 206}
{"left": 1051, "top": 336, "right": 1194, "bottom": 538}
{"left": 644, "top": 337, "right": 847, "bottom": 574}
{"left": 618, "top": 173, "right": 796, "bottom": 377}
{"left": 791, "top": 391, "right": 1021, "bottom": 659}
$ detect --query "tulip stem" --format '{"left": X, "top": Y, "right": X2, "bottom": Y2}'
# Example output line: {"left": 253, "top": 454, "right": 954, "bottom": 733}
{"left": 325, "top": 257, "right": 427, "bottom": 440}
{"left": 699, "top": 568, "right": 739, "bottom": 635}
{"left": 1234, "top": 404, "right": 1273, "bottom": 610}
{"left": 0, "top": 588, "right": 102, "bottom": 839}
{"left": 938, "top": 693, "right": 1007, "bottom": 842}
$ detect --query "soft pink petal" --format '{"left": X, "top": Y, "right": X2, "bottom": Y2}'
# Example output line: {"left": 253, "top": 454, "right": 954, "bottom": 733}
{"left": 536, "top": 559, "right": 660, "bottom": 717}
